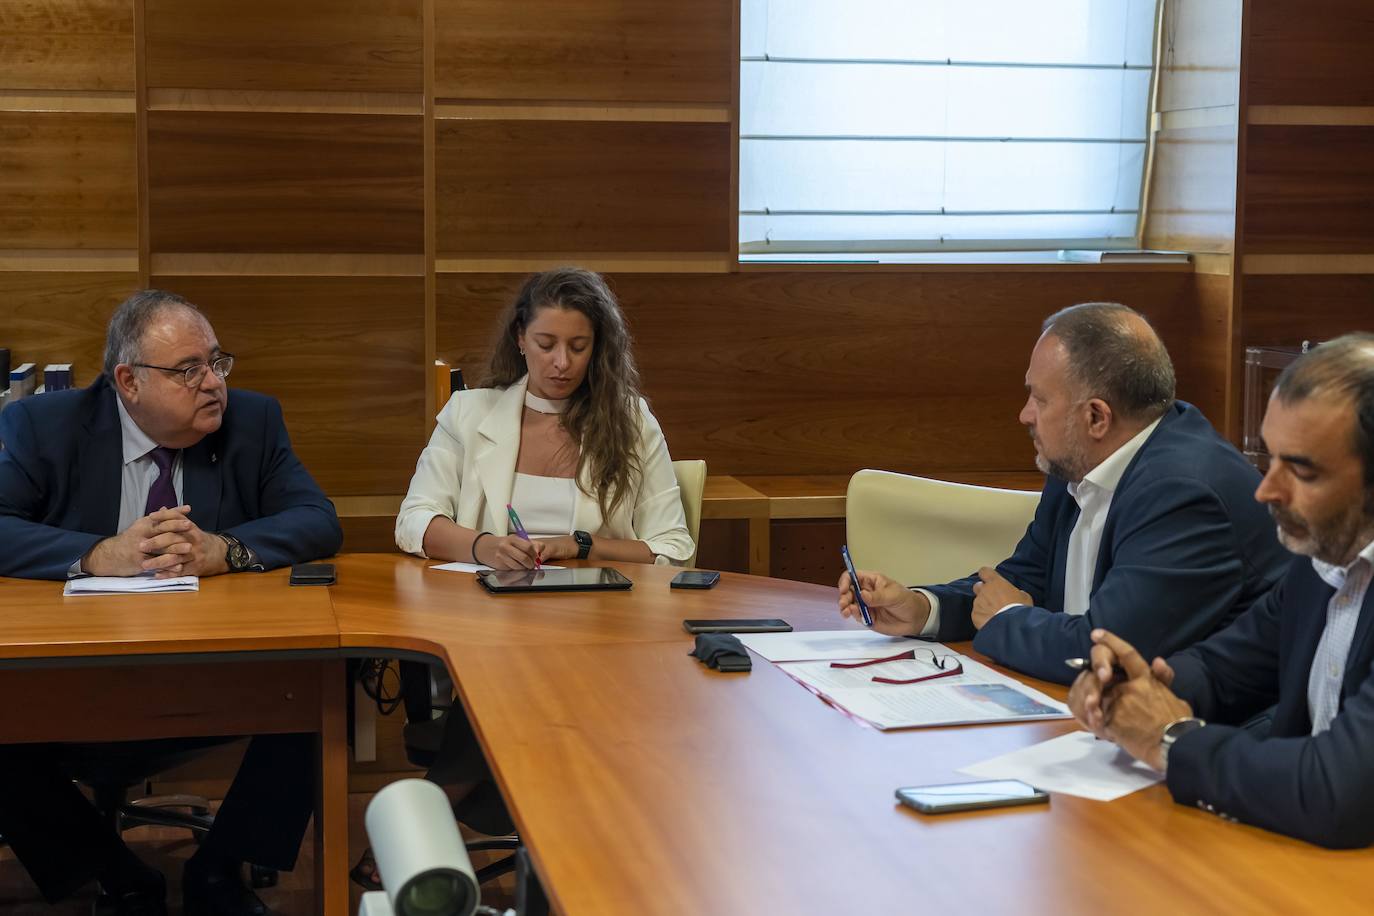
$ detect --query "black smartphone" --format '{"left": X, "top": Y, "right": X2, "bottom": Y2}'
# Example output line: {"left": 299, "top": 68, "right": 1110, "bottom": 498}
{"left": 670, "top": 570, "right": 721, "bottom": 589}
{"left": 289, "top": 563, "right": 336, "bottom": 586}
{"left": 895, "top": 780, "right": 1048, "bottom": 814}
{"left": 682, "top": 618, "right": 791, "bottom": 634}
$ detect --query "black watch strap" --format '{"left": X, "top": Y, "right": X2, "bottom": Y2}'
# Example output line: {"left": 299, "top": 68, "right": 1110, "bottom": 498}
{"left": 573, "top": 530, "right": 593, "bottom": 560}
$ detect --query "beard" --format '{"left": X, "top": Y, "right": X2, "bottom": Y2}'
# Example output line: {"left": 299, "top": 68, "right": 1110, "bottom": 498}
{"left": 1271, "top": 501, "right": 1374, "bottom": 566}
{"left": 1030, "top": 426, "right": 1090, "bottom": 483}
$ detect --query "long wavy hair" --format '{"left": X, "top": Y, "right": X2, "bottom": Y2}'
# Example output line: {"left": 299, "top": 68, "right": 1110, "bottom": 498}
{"left": 483, "top": 268, "right": 644, "bottom": 520}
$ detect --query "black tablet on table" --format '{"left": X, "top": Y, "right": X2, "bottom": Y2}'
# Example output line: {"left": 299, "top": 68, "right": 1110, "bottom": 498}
{"left": 476, "top": 567, "right": 633, "bottom": 594}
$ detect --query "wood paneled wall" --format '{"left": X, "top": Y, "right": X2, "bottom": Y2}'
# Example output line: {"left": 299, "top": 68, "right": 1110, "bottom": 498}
{"left": 4, "top": 0, "right": 1245, "bottom": 556}
{"left": 1237, "top": 0, "right": 1374, "bottom": 412}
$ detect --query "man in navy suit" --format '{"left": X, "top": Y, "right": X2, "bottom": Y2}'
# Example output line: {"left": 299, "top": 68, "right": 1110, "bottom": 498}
{"left": 1070, "top": 333, "right": 1374, "bottom": 848}
{"left": 839, "top": 303, "right": 1288, "bottom": 683}
{"left": 0, "top": 290, "right": 343, "bottom": 914}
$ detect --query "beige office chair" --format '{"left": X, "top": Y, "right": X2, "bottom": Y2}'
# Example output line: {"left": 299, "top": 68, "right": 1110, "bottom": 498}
{"left": 672, "top": 459, "right": 707, "bottom": 567}
{"left": 845, "top": 469, "right": 1040, "bottom": 585}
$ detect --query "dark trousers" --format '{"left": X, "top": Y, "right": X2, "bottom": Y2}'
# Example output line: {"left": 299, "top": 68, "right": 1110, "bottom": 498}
{"left": 0, "top": 733, "right": 315, "bottom": 903}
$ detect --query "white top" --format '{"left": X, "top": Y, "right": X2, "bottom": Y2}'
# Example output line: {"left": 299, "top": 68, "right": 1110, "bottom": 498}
{"left": 1307, "top": 537, "right": 1374, "bottom": 734}
{"left": 510, "top": 473, "right": 577, "bottom": 537}
{"left": 917, "top": 415, "right": 1162, "bottom": 636}
{"left": 395, "top": 375, "right": 693, "bottom": 565}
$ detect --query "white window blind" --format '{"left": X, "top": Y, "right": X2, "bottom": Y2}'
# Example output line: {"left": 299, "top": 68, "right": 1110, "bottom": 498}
{"left": 739, "top": 0, "right": 1160, "bottom": 254}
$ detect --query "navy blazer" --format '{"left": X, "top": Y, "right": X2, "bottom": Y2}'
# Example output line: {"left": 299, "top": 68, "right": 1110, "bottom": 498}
{"left": 0, "top": 376, "right": 343, "bottom": 580}
{"left": 1166, "top": 555, "right": 1374, "bottom": 848}
{"left": 923, "top": 401, "right": 1289, "bottom": 683}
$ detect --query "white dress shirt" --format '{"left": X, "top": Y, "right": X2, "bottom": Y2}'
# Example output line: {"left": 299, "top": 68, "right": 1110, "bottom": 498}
{"left": 1307, "top": 537, "right": 1374, "bottom": 734}
{"left": 916, "top": 416, "right": 1162, "bottom": 637}
{"left": 68, "top": 397, "right": 183, "bottom": 576}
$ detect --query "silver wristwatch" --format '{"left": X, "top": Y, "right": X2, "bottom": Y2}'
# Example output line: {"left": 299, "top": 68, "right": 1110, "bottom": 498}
{"left": 1159, "top": 716, "right": 1206, "bottom": 769}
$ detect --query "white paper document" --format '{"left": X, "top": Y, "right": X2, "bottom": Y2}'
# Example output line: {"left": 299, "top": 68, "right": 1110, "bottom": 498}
{"left": 431, "top": 561, "right": 564, "bottom": 574}
{"left": 736, "top": 629, "right": 920, "bottom": 662}
{"left": 772, "top": 646, "right": 1070, "bottom": 729}
{"left": 63, "top": 575, "right": 199, "bottom": 597}
{"left": 959, "top": 730, "right": 1164, "bottom": 801}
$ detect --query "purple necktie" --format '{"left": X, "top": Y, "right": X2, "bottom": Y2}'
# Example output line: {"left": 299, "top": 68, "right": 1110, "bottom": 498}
{"left": 144, "top": 447, "right": 178, "bottom": 515}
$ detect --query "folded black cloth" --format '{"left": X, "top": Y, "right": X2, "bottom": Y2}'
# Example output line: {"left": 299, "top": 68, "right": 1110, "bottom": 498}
{"left": 689, "top": 633, "right": 752, "bottom": 672}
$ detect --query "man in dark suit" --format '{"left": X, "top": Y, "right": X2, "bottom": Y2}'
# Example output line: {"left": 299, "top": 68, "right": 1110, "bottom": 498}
{"left": 839, "top": 303, "right": 1288, "bottom": 682}
{"left": 1069, "top": 333, "right": 1374, "bottom": 848}
{"left": 0, "top": 290, "right": 343, "bottom": 913}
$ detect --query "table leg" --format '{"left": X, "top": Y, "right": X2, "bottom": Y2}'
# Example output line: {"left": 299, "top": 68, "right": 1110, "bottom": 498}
{"left": 316, "top": 660, "right": 349, "bottom": 916}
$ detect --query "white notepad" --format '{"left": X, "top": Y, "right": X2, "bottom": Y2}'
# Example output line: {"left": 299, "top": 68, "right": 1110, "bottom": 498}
{"left": 63, "top": 575, "right": 200, "bottom": 596}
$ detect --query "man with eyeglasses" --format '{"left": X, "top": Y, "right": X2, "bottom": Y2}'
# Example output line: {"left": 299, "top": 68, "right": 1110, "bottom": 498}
{"left": 0, "top": 289, "right": 342, "bottom": 915}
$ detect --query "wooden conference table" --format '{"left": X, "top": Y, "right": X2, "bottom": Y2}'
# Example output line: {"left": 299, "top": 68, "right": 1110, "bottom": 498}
{"left": 3, "top": 556, "right": 1372, "bottom": 915}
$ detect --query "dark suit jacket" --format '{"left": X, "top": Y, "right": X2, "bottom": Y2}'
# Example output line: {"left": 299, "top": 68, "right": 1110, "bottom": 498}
{"left": 923, "top": 401, "right": 1289, "bottom": 683}
{"left": 0, "top": 375, "right": 343, "bottom": 580}
{"left": 1166, "top": 554, "right": 1374, "bottom": 848}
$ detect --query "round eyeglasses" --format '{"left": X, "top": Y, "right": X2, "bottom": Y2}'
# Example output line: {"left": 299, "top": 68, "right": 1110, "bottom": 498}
{"left": 134, "top": 354, "right": 235, "bottom": 388}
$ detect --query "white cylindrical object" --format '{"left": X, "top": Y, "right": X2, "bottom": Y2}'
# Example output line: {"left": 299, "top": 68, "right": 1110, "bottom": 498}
{"left": 365, "top": 779, "right": 479, "bottom": 916}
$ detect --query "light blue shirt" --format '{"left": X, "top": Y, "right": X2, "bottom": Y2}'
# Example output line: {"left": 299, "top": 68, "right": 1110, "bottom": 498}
{"left": 1307, "top": 537, "right": 1374, "bottom": 734}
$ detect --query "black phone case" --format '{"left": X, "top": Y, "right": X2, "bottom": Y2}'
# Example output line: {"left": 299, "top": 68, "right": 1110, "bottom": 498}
{"left": 290, "top": 563, "right": 336, "bottom": 586}
{"left": 671, "top": 571, "right": 721, "bottom": 589}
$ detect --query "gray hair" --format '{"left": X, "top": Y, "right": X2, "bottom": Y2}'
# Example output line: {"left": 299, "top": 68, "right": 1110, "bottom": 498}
{"left": 1041, "top": 302, "right": 1176, "bottom": 422}
{"left": 1273, "top": 333, "right": 1374, "bottom": 488}
{"left": 103, "top": 289, "right": 201, "bottom": 378}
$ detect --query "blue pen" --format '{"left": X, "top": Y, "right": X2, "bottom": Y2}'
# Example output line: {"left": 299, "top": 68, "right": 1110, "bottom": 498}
{"left": 506, "top": 504, "right": 541, "bottom": 568}
{"left": 840, "top": 544, "right": 873, "bottom": 627}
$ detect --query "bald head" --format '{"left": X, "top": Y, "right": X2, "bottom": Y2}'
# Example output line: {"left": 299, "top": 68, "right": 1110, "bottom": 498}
{"left": 1040, "top": 302, "right": 1176, "bottom": 423}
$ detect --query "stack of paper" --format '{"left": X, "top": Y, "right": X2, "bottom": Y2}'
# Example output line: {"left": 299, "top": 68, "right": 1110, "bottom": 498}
{"left": 736, "top": 630, "right": 1070, "bottom": 730}
{"left": 960, "top": 731, "right": 1163, "bottom": 801}
{"left": 63, "top": 575, "right": 199, "bottom": 597}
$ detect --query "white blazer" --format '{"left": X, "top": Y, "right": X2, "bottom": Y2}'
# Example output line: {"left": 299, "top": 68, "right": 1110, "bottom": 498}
{"left": 396, "top": 376, "right": 694, "bottom": 565}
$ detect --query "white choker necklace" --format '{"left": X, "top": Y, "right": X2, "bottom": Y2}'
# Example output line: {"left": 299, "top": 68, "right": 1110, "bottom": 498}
{"left": 524, "top": 392, "right": 568, "bottom": 414}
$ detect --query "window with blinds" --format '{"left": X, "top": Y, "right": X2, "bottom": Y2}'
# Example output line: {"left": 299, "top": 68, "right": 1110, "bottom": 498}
{"left": 739, "top": 0, "right": 1160, "bottom": 256}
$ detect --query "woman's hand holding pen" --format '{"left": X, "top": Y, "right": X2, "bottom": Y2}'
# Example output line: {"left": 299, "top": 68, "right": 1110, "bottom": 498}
{"left": 474, "top": 533, "right": 541, "bottom": 569}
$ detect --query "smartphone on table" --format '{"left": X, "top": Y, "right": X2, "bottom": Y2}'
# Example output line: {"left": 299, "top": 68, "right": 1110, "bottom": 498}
{"left": 671, "top": 570, "right": 721, "bottom": 589}
{"left": 682, "top": 618, "right": 791, "bottom": 634}
{"left": 895, "top": 779, "right": 1048, "bottom": 814}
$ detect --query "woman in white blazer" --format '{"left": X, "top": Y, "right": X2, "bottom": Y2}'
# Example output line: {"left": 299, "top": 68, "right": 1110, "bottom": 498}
{"left": 396, "top": 266, "right": 694, "bottom": 567}
{"left": 356, "top": 269, "right": 695, "bottom": 889}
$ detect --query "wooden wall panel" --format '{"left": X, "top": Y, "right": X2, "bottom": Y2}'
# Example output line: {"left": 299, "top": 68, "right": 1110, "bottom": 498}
{"left": 2, "top": 0, "right": 134, "bottom": 91}
{"left": 1248, "top": 0, "right": 1374, "bottom": 107}
{"left": 0, "top": 112, "right": 137, "bottom": 249}
{"left": 0, "top": 272, "right": 134, "bottom": 387}
{"left": 1174, "top": 273, "right": 1234, "bottom": 432}
{"left": 434, "top": 0, "right": 732, "bottom": 103}
{"left": 1145, "top": 124, "right": 1239, "bottom": 254}
{"left": 436, "top": 120, "right": 730, "bottom": 255}
{"left": 1242, "top": 275, "right": 1374, "bottom": 346}
{"left": 147, "top": 111, "right": 423, "bottom": 254}
{"left": 1243, "top": 125, "right": 1374, "bottom": 255}
{"left": 153, "top": 276, "right": 426, "bottom": 496}
{"left": 438, "top": 271, "right": 1201, "bottom": 477}
{"left": 145, "top": 0, "right": 421, "bottom": 93}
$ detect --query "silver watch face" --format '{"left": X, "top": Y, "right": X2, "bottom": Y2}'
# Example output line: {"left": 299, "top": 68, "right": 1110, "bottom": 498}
{"left": 1163, "top": 717, "right": 1205, "bottom": 745}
